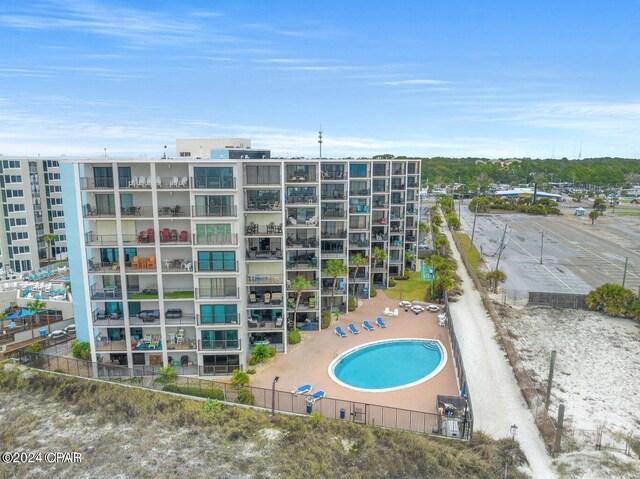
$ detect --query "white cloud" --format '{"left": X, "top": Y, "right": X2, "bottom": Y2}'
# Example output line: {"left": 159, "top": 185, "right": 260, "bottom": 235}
{"left": 382, "top": 79, "right": 447, "bottom": 86}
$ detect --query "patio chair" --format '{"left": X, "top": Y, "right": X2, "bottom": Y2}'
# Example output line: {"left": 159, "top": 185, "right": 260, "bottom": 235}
{"left": 145, "top": 176, "right": 153, "bottom": 188}
{"left": 348, "top": 323, "right": 360, "bottom": 335}
{"left": 180, "top": 355, "right": 189, "bottom": 366}
{"left": 438, "top": 314, "right": 447, "bottom": 327}
{"left": 147, "top": 228, "right": 155, "bottom": 242}
{"left": 161, "top": 228, "right": 171, "bottom": 242}
{"left": 306, "top": 390, "right": 325, "bottom": 404}
{"left": 138, "top": 230, "right": 148, "bottom": 243}
{"left": 249, "top": 292, "right": 257, "bottom": 303}
{"left": 85, "top": 204, "right": 96, "bottom": 216}
{"left": 179, "top": 230, "right": 188, "bottom": 242}
{"left": 182, "top": 260, "right": 193, "bottom": 272}
{"left": 376, "top": 317, "right": 387, "bottom": 328}
{"left": 308, "top": 296, "right": 316, "bottom": 308}
{"left": 362, "top": 320, "right": 375, "bottom": 331}
{"left": 248, "top": 316, "right": 258, "bottom": 328}
{"left": 382, "top": 307, "right": 391, "bottom": 316}
{"left": 128, "top": 176, "right": 138, "bottom": 188}
{"left": 179, "top": 176, "right": 188, "bottom": 188}
{"left": 275, "top": 315, "right": 283, "bottom": 327}
{"left": 334, "top": 326, "right": 347, "bottom": 338}
{"left": 391, "top": 308, "right": 399, "bottom": 317}
{"left": 170, "top": 176, "right": 179, "bottom": 187}
{"left": 147, "top": 256, "right": 156, "bottom": 270}
{"left": 271, "top": 292, "right": 283, "bottom": 304}
{"left": 292, "top": 384, "right": 312, "bottom": 396}
{"left": 131, "top": 256, "right": 140, "bottom": 269}
{"left": 170, "top": 229, "right": 178, "bottom": 241}
{"left": 155, "top": 177, "right": 161, "bottom": 188}
{"left": 263, "top": 292, "right": 271, "bottom": 304}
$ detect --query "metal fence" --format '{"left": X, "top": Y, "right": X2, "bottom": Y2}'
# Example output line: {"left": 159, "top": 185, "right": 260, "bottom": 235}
{"left": 11, "top": 350, "right": 470, "bottom": 440}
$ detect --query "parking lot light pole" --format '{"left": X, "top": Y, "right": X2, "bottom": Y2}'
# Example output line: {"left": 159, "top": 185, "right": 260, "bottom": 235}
{"left": 271, "top": 376, "right": 280, "bottom": 419}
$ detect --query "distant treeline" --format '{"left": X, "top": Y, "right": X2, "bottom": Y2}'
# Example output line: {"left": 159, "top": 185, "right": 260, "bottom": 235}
{"left": 394, "top": 157, "right": 640, "bottom": 187}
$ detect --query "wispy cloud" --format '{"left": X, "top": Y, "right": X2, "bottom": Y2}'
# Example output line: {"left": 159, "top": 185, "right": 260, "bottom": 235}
{"left": 382, "top": 79, "right": 447, "bottom": 86}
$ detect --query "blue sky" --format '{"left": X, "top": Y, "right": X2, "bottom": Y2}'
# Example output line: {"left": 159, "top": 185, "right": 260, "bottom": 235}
{"left": 0, "top": 0, "right": 639, "bottom": 158}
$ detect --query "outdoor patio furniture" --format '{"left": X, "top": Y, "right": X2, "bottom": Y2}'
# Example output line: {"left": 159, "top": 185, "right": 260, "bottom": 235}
{"left": 362, "top": 320, "right": 375, "bottom": 331}
{"left": 306, "top": 390, "right": 325, "bottom": 404}
{"left": 348, "top": 323, "right": 360, "bottom": 335}
{"left": 165, "top": 309, "right": 183, "bottom": 319}
{"left": 334, "top": 326, "right": 347, "bottom": 338}
{"left": 131, "top": 256, "right": 140, "bottom": 269}
{"left": 382, "top": 307, "right": 391, "bottom": 316}
{"left": 292, "top": 384, "right": 312, "bottom": 396}
{"left": 376, "top": 317, "right": 387, "bottom": 328}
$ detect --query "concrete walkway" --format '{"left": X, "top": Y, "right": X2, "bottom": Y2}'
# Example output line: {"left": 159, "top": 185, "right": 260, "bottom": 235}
{"left": 442, "top": 225, "right": 557, "bottom": 478}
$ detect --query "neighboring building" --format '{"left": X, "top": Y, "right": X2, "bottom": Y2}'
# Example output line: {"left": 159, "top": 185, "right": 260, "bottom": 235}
{"left": 60, "top": 140, "right": 420, "bottom": 376}
{"left": 493, "top": 188, "right": 562, "bottom": 201}
{"left": 0, "top": 158, "right": 67, "bottom": 274}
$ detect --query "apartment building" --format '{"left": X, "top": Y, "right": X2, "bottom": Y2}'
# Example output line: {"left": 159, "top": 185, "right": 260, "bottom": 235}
{"left": 0, "top": 158, "right": 67, "bottom": 274}
{"left": 61, "top": 139, "right": 420, "bottom": 376}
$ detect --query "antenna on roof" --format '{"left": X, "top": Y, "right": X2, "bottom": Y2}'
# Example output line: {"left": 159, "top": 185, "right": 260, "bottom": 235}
{"left": 103, "top": 147, "right": 107, "bottom": 160}
{"left": 318, "top": 126, "right": 323, "bottom": 159}
{"left": 578, "top": 131, "right": 583, "bottom": 160}
{"left": 162, "top": 145, "right": 167, "bottom": 159}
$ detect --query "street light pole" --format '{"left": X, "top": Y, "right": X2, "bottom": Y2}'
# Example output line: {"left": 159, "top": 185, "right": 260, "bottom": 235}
{"left": 271, "top": 376, "right": 280, "bottom": 419}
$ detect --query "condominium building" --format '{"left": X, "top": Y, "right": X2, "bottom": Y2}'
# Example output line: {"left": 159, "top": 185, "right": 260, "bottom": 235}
{"left": 0, "top": 158, "right": 67, "bottom": 274}
{"left": 61, "top": 139, "right": 420, "bottom": 376}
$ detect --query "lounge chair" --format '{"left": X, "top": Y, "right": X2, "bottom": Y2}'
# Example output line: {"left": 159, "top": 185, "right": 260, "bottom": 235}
{"left": 292, "top": 384, "right": 312, "bottom": 396}
{"left": 271, "top": 292, "right": 283, "bottom": 304}
{"left": 306, "top": 390, "right": 325, "bottom": 404}
{"left": 382, "top": 307, "right": 391, "bottom": 316}
{"left": 334, "top": 326, "right": 347, "bottom": 338}
{"left": 391, "top": 308, "right": 399, "bottom": 317}
{"left": 438, "top": 314, "right": 447, "bottom": 327}
{"left": 348, "top": 323, "right": 360, "bottom": 335}
{"left": 376, "top": 317, "right": 387, "bottom": 328}
{"left": 264, "top": 292, "right": 271, "bottom": 304}
{"left": 362, "top": 320, "right": 375, "bottom": 331}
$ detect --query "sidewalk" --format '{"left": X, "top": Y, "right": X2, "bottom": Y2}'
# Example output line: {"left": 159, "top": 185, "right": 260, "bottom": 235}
{"left": 442, "top": 225, "right": 557, "bottom": 478}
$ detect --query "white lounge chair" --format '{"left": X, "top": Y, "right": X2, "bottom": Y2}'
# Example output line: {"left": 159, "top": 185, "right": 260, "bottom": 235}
{"left": 292, "top": 384, "right": 312, "bottom": 396}
{"left": 382, "top": 307, "right": 391, "bottom": 316}
{"left": 391, "top": 308, "right": 399, "bottom": 317}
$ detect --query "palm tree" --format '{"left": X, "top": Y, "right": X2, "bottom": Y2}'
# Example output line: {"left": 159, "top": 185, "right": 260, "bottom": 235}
{"left": 404, "top": 250, "right": 415, "bottom": 271}
{"left": 323, "top": 259, "right": 347, "bottom": 308}
{"left": 589, "top": 210, "right": 600, "bottom": 225}
{"left": 26, "top": 299, "right": 47, "bottom": 339}
{"left": 349, "top": 253, "right": 368, "bottom": 300}
{"left": 485, "top": 269, "right": 507, "bottom": 293}
{"left": 42, "top": 233, "right": 56, "bottom": 264}
{"left": 372, "top": 247, "right": 387, "bottom": 268}
{"left": 290, "top": 275, "right": 310, "bottom": 330}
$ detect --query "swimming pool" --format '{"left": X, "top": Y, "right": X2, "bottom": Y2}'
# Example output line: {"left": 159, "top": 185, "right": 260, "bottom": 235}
{"left": 329, "top": 338, "right": 447, "bottom": 392}
{"left": 59, "top": 275, "right": 71, "bottom": 281}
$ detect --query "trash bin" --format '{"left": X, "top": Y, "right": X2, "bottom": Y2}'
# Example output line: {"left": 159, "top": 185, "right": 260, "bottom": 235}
{"left": 340, "top": 408, "right": 346, "bottom": 419}
{"left": 306, "top": 404, "right": 313, "bottom": 414}
{"left": 39, "top": 328, "right": 48, "bottom": 338}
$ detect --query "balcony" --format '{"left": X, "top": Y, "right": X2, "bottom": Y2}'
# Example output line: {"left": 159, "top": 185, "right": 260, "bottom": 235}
{"left": 127, "top": 287, "right": 159, "bottom": 300}
{"left": 161, "top": 259, "right": 193, "bottom": 272}
{"left": 166, "top": 314, "right": 197, "bottom": 326}
{"left": 132, "top": 337, "right": 163, "bottom": 351}
{"left": 286, "top": 255, "right": 318, "bottom": 269}
{"left": 193, "top": 234, "right": 238, "bottom": 246}
{"left": 200, "top": 364, "right": 238, "bottom": 376}
{"left": 349, "top": 189, "right": 371, "bottom": 196}
{"left": 158, "top": 205, "right": 190, "bottom": 218}
{"left": 192, "top": 205, "right": 237, "bottom": 217}
{"left": 286, "top": 237, "right": 317, "bottom": 248}
{"left": 195, "top": 288, "right": 240, "bottom": 300}
{"left": 320, "top": 230, "right": 346, "bottom": 239}
{"left": 197, "top": 314, "right": 239, "bottom": 326}
{"left": 320, "top": 169, "right": 345, "bottom": 180}
{"left": 87, "top": 260, "right": 120, "bottom": 273}
{"left": 83, "top": 205, "right": 115, "bottom": 218}
{"left": 120, "top": 206, "right": 154, "bottom": 218}
{"left": 349, "top": 205, "right": 370, "bottom": 214}
{"left": 92, "top": 310, "right": 124, "bottom": 326}
{"left": 349, "top": 223, "right": 370, "bottom": 231}
{"left": 159, "top": 229, "right": 191, "bottom": 244}
{"left": 286, "top": 195, "right": 318, "bottom": 205}
{"left": 321, "top": 208, "right": 346, "bottom": 218}
{"left": 90, "top": 285, "right": 122, "bottom": 300}
{"left": 162, "top": 288, "right": 195, "bottom": 300}
{"left": 198, "top": 339, "right": 241, "bottom": 351}
{"left": 79, "top": 177, "right": 115, "bottom": 190}
{"left": 193, "top": 177, "right": 236, "bottom": 189}
{"left": 286, "top": 174, "right": 317, "bottom": 183}
{"left": 156, "top": 176, "right": 190, "bottom": 189}
{"left": 95, "top": 340, "right": 128, "bottom": 351}
{"left": 245, "top": 200, "right": 281, "bottom": 212}
{"left": 246, "top": 250, "right": 283, "bottom": 261}
{"left": 245, "top": 223, "right": 283, "bottom": 235}
{"left": 391, "top": 183, "right": 406, "bottom": 191}
{"left": 246, "top": 274, "right": 284, "bottom": 285}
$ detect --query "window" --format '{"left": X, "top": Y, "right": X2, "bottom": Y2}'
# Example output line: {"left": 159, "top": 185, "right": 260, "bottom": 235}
{"left": 4, "top": 175, "right": 22, "bottom": 183}
{"left": 195, "top": 224, "right": 232, "bottom": 244}
{"left": 198, "top": 278, "right": 237, "bottom": 298}
{"left": 10, "top": 232, "right": 29, "bottom": 240}
{"left": 9, "top": 218, "right": 27, "bottom": 227}
{"left": 350, "top": 163, "right": 368, "bottom": 178}
{"left": 2, "top": 160, "right": 20, "bottom": 169}
{"left": 197, "top": 251, "right": 236, "bottom": 271}
{"left": 193, "top": 167, "right": 234, "bottom": 189}
{"left": 93, "top": 166, "right": 114, "bottom": 188}
{"left": 200, "top": 304, "right": 237, "bottom": 324}
{"left": 244, "top": 165, "right": 280, "bottom": 185}
{"left": 194, "top": 195, "right": 234, "bottom": 216}
{"left": 7, "top": 204, "right": 26, "bottom": 212}
{"left": 6, "top": 190, "right": 24, "bottom": 198}
{"left": 179, "top": 151, "right": 191, "bottom": 157}
{"left": 11, "top": 246, "right": 30, "bottom": 254}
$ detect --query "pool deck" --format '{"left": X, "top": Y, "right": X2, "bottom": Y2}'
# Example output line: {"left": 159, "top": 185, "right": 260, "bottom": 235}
{"left": 251, "top": 291, "right": 460, "bottom": 414}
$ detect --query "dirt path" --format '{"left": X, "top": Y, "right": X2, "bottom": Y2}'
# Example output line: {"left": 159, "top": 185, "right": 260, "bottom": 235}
{"left": 442, "top": 225, "right": 557, "bottom": 478}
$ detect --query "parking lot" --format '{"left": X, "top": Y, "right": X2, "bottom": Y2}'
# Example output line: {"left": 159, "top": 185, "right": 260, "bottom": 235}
{"left": 457, "top": 200, "right": 640, "bottom": 297}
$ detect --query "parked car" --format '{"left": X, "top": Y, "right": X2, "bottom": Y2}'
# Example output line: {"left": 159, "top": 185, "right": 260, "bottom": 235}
{"left": 48, "top": 330, "right": 67, "bottom": 340}
{"left": 64, "top": 324, "right": 76, "bottom": 334}
{"left": 426, "top": 304, "right": 440, "bottom": 312}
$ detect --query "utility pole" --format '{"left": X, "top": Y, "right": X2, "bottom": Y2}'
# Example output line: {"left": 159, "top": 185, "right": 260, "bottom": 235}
{"left": 540, "top": 231, "right": 544, "bottom": 265}
{"left": 470, "top": 203, "right": 479, "bottom": 245}
{"left": 622, "top": 257, "right": 628, "bottom": 288}
{"left": 545, "top": 350, "right": 556, "bottom": 411}
{"left": 495, "top": 224, "right": 508, "bottom": 273}
{"left": 553, "top": 404, "right": 565, "bottom": 454}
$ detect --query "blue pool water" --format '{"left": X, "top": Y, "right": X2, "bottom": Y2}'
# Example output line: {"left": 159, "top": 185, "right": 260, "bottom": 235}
{"left": 59, "top": 275, "right": 71, "bottom": 281}
{"left": 330, "top": 339, "right": 446, "bottom": 392}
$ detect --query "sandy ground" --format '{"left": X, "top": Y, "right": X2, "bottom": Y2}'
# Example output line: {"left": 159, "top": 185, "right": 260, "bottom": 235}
{"left": 441, "top": 224, "right": 557, "bottom": 478}
{"left": 498, "top": 305, "right": 640, "bottom": 478}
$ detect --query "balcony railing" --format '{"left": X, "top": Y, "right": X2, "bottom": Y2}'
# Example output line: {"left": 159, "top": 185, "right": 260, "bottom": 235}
{"left": 158, "top": 205, "right": 190, "bottom": 218}
{"left": 95, "top": 340, "right": 128, "bottom": 351}
{"left": 195, "top": 287, "right": 240, "bottom": 299}
{"left": 349, "top": 223, "right": 370, "bottom": 231}
{"left": 286, "top": 238, "right": 317, "bottom": 248}
{"left": 193, "top": 177, "right": 236, "bottom": 189}
{"left": 391, "top": 183, "right": 406, "bottom": 190}
{"left": 286, "top": 174, "right": 317, "bottom": 183}
{"left": 246, "top": 274, "right": 284, "bottom": 285}
{"left": 194, "top": 261, "right": 239, "bottom": 273}
{"left": 320, "top": 171, "right": 345, "bottom": 180}
{"left": 197, "top": 313, "right": 239, "bottom": 325}
{"left": 349, "top": 189, "right": 371, "bottom": 196}
{"left": 246, "top": 250, "right": 283, "bottom": 261}
{"left": 83, "top": 205, "right": 116, "bottom": 218}
{"left": 245, "top": 224, "right": 283, "bottom": 236}
{"left": 286, "top": 195, "right": 318, "bottom": 205}
{"left": 321, "top": 209, "right": 346, "bottom": 218}
{"left": 193, "top": 233, "right": 238, "bottom": 246}
{"left": 89, "top": 285, "right": 122, "bottom": 300}
{"left": 320, "top": 230, "right": 346, "bottom": 239}
{"left": 166, "top": 314, "right": 197, "bottom": 325}
{"left": 321, "top": 192, "right": 345, "bottom": 200}
{"left": 244, "top": 175, "right": 281, "bottom": 185}
{"left": 192, "top": 205, "right": 237, "bottom": 217}
{"left": 80, "top": 177, "right": 115, "bottom": 190}
{"left": 245, "top": 201, "right": 281, "bottom": 212}
{"left": 198, "top": 339, "right": 241, "bottom": 351}
{"left": 199, "top": 364, "right": 238, "bottom": 376}
{"left": 156, "top": 177, "right": 190, "bottom": 189}
{"left": 163, "top": 288, "right": 195, "bottom": 300}
{"left": 120, "top": 206, "right": 154, "bottom": 217}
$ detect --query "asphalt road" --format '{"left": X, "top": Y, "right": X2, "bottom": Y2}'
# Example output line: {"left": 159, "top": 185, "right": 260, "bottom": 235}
{"left": 457, "top": 200, "right": 640, "bottom": 296}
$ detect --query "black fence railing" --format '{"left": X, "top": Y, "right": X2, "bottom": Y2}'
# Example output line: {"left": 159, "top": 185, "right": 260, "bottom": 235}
{"left": 10, "top": 350, "right": 470, "bottom": 439}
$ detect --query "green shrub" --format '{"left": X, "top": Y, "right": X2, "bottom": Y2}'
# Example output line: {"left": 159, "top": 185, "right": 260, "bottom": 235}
{"left": 370, "top": 287, "right": 377, "bottom": 297}
{"left": 309, "top": 411, "right": 323, "bottom": 426}
{"left": 204, "top": 398, "right": 224, "bottom": 414}
{"left": 236, "top": 387, "right": 255, "bottom": 405}
{"left": 163, "top": 384, "right": 225, "bottom": 400}
{"left": 246, "top": 368, "right": 256, "bottom": 375}
{"left": 71, "top": 340, "right": 91, "bottom": 360}
{"left": 231, "top": 369, "right": 249, "bottom": 388}
{"left": 157, "top": 365, "right": 177, "bottom": 385}
{"left": 251, "top": 344, "right": 275, "bottom": 362}
{"left": 321, "top": 309, "right": 331, "bottom": 329}
{"left": 247, "top": 355, "right": 258, "bottom": 366}
{"left": 393, "top": 275, "right": 410, "bottom": 281}
{"left": 348, "top": 296, "right": 356, "bottom": 312}
{"left": 388, "top": 278, "right": 397, "bottom": 288}
{"left": 288, "top": 329, "right": 301, "bottom": 344}
{"left": 25, "top": 343, "right": 42, "bottom": 353}
{"left": 586, "top": 283, "right": 638, "bottom": 319}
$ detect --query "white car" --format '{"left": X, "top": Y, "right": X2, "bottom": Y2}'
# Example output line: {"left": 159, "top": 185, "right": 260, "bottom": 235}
{"left": 64, "top": 324, "right": 76, "bottom": 334}
{"left": 48, "top": 329, "right": 67, "bottom": 340}
{"left": 426, "top": 304, "right": 440, "bottom": 312}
